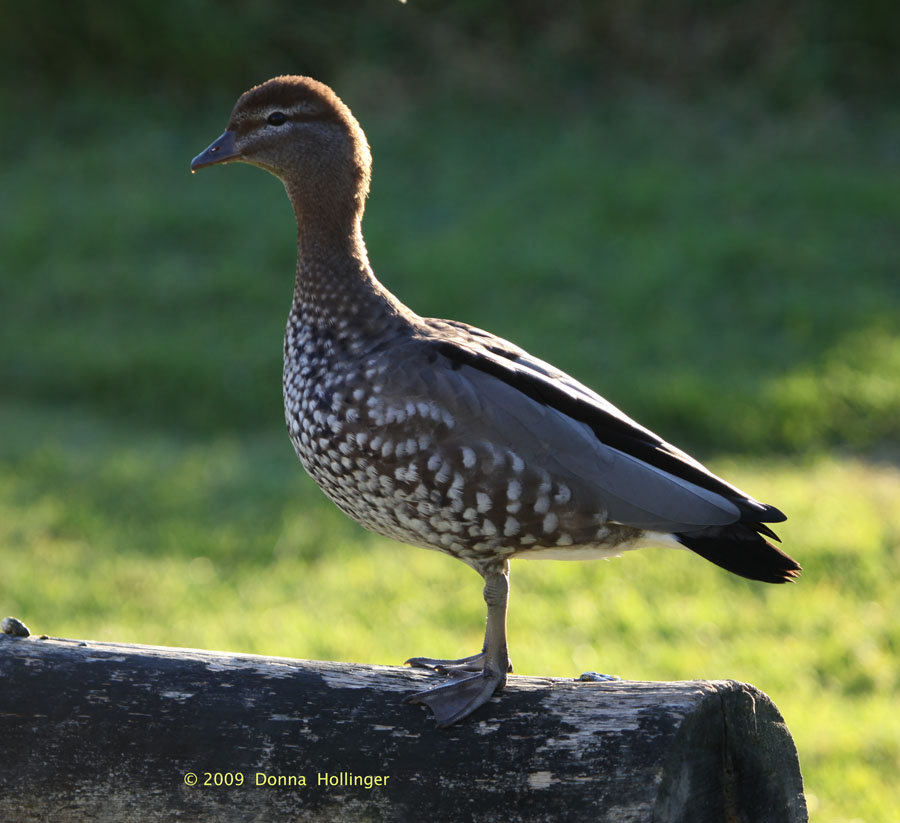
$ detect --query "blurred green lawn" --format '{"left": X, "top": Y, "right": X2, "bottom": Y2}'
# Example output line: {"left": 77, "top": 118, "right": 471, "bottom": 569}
{"left": 2, "top": 89, "right": 899, "bottom": 821}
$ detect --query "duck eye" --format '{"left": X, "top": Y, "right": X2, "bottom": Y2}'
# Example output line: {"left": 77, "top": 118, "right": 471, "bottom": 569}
{"left": 267, "top": 111, "right": 287, "bottom": 126}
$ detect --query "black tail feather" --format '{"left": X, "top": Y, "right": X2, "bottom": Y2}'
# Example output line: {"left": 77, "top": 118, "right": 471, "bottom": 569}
{"left": 677, "top": 523, "right": 801, "bottom": 584}
{"left": 754, "top": 521, "right": 782, "bottom": 542}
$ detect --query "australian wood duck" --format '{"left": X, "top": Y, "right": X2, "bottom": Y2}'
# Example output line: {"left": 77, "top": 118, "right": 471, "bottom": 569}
{"left": 191, "top": 76, "right": 800, "bottom": 728}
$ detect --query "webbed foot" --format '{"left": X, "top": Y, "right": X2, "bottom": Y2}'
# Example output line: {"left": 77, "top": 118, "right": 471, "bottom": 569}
{"left": 405, "top": 651, "right": 513, "bottom": 677}
{"left": 405, "top": 651, "right": 487, "bottom": 675}
{"left": 405, "top": 564, "right": 511, "bottom": 727}
{"left": 405, "top": 665, "right": 506, "bottom": 727}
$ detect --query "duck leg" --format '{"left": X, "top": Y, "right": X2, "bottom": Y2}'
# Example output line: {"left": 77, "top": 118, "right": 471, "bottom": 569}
{"left": 405, "top": 563, "right": 511, "bottom": 727}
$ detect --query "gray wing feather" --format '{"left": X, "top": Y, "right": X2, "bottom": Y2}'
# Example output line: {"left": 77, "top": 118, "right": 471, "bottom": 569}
{"left": 375, "top": 341, "right": 741, "bottom": 533}
{"left": 456, "top": 366, "right": 740, "bottom": 531}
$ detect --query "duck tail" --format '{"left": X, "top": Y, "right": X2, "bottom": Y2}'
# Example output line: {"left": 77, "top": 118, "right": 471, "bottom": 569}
{"left": 676, "top": 522, "right": 801, "bottom": 584}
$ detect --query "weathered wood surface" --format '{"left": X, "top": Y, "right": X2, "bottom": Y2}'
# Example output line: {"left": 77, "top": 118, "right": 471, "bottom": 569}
{"left": 0, "top": 633, "right": 807, "bottom": 823}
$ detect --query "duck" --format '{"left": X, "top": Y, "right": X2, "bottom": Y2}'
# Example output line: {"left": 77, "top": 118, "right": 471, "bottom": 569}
{"left": 191, "top": 76, "right": 800, "bottom": 728}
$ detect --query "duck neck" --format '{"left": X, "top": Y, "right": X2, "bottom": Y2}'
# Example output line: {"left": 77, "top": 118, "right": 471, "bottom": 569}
{"left": 285, "top": 182, "right": 409, "bottom": 341}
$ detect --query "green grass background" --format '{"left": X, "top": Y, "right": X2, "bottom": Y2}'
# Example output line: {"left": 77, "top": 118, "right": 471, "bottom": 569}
{"left": 2, "top": 5, "right": 900, "bottom": 820}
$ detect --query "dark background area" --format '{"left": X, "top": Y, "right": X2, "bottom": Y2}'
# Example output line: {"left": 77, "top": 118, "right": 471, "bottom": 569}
{"left": 5, "top": 0, "right": 900, "bottom": 102}
{"left": 2, "top": 0, "right": 898, "bottom": 456}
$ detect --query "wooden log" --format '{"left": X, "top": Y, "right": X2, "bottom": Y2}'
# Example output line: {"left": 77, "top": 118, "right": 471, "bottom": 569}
{"left": 0, "top": 633, "right": 807, "bottom": 822}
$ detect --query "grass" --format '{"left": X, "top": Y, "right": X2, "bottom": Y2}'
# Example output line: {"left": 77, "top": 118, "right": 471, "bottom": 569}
{"left": 2, "top": 90, "right": 898, "bottom": 453}
{"left": 1, "top": 88, "right": 899, "bottom": 821}
{"left": 2, "top": 402, "right": 898, "bottom": 821}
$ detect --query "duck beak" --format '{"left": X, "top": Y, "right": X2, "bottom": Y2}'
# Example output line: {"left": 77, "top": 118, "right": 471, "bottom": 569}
{"left": 191, "top": 130, "right": 240, "bottom": 172}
